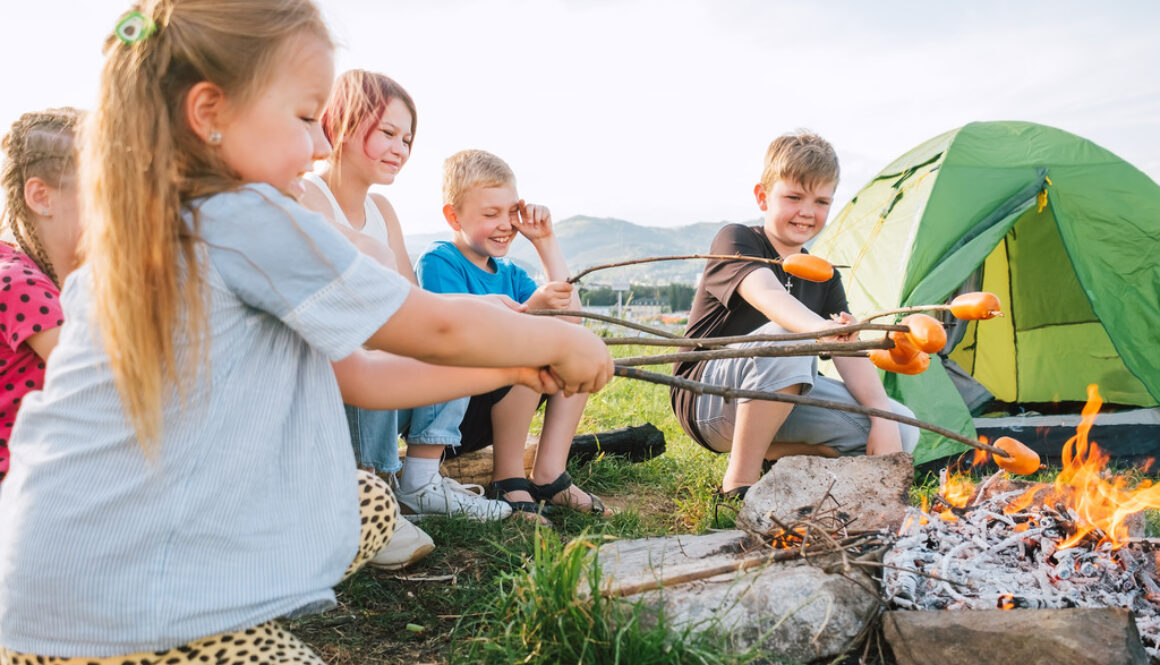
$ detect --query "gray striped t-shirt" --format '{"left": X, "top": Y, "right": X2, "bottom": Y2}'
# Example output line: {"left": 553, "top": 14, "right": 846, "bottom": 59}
{"left": 0, "top": 184, "right": 411, "bottom": 656}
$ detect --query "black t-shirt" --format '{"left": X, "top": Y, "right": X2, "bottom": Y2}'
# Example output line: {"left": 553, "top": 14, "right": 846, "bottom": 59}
{"left": 670, "top": 224, "right": 848, "bottom": 444}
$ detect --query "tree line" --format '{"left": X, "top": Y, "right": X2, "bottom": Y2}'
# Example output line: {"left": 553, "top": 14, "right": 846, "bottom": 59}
{"left": 579, "top": 284, "right": 695, "bottom": 312}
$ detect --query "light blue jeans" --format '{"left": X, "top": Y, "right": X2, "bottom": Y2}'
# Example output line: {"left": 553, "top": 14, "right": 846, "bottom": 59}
{"left": 345, "top": 398, "right": 470, "bottom": 474}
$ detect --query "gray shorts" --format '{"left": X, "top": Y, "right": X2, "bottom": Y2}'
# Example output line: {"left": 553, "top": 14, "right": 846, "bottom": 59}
{"left": 693, "top": 322, "right": 919, "bottom": 455}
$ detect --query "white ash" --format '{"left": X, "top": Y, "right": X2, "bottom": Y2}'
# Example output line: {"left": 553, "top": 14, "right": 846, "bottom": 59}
{"left": 883, "top": 490, "right": 1160, "bottom": 660}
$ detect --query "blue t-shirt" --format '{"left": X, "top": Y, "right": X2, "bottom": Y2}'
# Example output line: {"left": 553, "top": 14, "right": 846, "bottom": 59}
{"left": 0, "top": 184, "right": 412, "bottom": 656}
{"left": 416, "top": 240, "right": 537, "bottom": 301}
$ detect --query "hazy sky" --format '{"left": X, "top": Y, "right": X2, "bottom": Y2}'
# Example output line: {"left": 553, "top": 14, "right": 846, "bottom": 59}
{"left": 4, "top": 1, "right": 1158, "bottom": 235}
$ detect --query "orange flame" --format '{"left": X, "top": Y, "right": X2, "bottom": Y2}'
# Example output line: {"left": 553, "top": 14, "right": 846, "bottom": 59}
{"left": 1003, "top": 385, "right": 1160, "bottom": 550}
{"left": 939, "top": 469, "right": 976, "bottom": 510}
{"left": 971, "top": 445, "right": 991, "bottom": 468}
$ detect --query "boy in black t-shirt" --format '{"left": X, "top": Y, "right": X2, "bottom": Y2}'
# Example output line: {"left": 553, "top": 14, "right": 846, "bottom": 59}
{"left": 671, "top": 131, "right": 918, "bottom": 498}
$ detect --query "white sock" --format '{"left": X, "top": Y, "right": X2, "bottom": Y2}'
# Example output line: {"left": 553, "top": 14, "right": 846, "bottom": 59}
{"left": 399, "top": 456, "right": 442, "bottom": 494}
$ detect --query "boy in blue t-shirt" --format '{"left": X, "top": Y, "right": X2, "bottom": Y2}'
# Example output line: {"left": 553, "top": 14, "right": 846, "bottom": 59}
{"left": 403, "top": 149, "right": 609, "bottom": 519}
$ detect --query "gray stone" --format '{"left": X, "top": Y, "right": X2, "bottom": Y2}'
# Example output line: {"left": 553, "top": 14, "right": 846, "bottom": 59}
{"left": 597, "top": 532, "right": 878, "bottom": 663}
{"left": 738, "top": 452, "right": 914, "bottom": 535}
{"left": 883, "top": 608, "right": 1149, "bottom": 665}
{"left": 596, "top": 530, "right": 759, "bottom": 586}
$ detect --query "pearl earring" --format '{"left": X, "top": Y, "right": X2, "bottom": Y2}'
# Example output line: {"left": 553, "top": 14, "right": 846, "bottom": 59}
{"left": 208, "top": 131, "right": 222, "bottom": 146}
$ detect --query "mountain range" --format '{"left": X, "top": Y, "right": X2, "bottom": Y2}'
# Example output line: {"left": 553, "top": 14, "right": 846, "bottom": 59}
{"left": 405, "top": 215, "right": 759, "bottom": 286}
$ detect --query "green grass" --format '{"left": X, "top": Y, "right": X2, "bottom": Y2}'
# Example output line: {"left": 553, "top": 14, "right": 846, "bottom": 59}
{"left": 293, "top": 342, "right": 1160, "bottom": 663}
{"left": 451, "top": 529, "right": 760, "bottom": 665}
{"left": 538, "top": 345, "right": 733, "bottom": 532}
{"left": 291, "top": 345, "right": 738, "bottom": 663}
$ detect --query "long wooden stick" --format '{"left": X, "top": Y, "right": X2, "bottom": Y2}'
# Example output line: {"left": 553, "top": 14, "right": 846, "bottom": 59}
{"left": 531, "top": 311, "right": 909, "bottom": 350}
{"left": 598, "top": 323, "right": 908, "bottom": 348}
{"left": 615, "top": 366, "right": 1007, "bottom": 457}
{"left": 527, "top": 309, "right": 681, "bottom": 339}
{"left": 615, "top": 339, "right": 890, "bottom": 367}
{"left": 862, "top": 304, "right": 1005, "bottom": 323}
{"left": 599, "top": 537, "right": 867, "bottom": 599}
{"left": 567, "top": 253, "right": 849, "bottom": 285}
{"left": 861, "top": 304, "right": 954, "bottom": 323}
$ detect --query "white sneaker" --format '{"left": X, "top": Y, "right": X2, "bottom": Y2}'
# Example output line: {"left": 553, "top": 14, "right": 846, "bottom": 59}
{"left": 369, "top": 519, "right": 435, "bottom": 570}
{"left": 396, "top": 475, "right": 513, "bottom": 521}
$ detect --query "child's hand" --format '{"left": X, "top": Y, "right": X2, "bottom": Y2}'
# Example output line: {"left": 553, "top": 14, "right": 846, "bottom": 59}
{"left": 546, "top": 326, "right": 615, "bottom": 396}
{"left": 818, "top": 312, "right": 857, "bottom": 343}
{"left": 514, "top": 367, "right": 562, "bottom": 395}
{"left": 526, "top": 281, "right": 574, "bottom": 311}
{"left": 513, "top": 200, "right": 554, "bottom": 243}
{"left": 830, "top": 312, "right": 858, "bottom": 342}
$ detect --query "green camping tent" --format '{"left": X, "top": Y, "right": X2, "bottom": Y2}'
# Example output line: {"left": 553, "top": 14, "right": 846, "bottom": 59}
{"left": 812, "top": 121, "right": 1160, "bottom": 465}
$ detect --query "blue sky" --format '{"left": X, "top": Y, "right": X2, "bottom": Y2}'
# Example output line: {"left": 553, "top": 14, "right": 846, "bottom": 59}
{"left": 4, "top": 1, "right": 1158, "bottom": 234}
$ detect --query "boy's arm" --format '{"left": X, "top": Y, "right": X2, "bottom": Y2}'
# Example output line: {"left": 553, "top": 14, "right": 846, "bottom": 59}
{"left": 736, "top": 269, "right": 841, "bottom": 335}
{"left": 831, "top": 355, "right": 903, "bottom": 455}
{"left": 514, "top": 200, "right": 570, "bottom": 281}
{"left": 513, "top": 200, "right": 581, "bottom": 314}
{"left": 333, "top": 349, "right": 558, "bottom": 409}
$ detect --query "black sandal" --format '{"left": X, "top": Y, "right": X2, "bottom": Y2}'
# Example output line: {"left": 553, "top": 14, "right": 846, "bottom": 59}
{"left": 530, "top": 471, "right": 608, "bottom": 516}
{"left": 710, "top": 485, "right": 750, "bottom": 528}
{"left": 721, "top": 485, "right": 750, "bottom": 501}
{"left": 491, "top": 477, "right": 546, "bottom": 518}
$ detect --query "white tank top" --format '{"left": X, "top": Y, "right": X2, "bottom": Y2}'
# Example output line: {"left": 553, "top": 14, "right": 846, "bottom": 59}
{"left": 303, "top": 172, "right": 397, "bottom": 271}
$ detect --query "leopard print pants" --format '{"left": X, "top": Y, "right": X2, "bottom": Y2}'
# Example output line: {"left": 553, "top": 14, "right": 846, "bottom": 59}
{"left": 0, "top": 470, "right": 397, "bottom": 665}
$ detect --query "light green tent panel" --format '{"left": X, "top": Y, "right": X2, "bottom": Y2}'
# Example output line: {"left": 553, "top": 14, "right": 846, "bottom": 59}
{"left": 814, "top": 132, "right": 950, "bottom": 313}
{"left": 815, "top": 121, "right": 1160, "bottom": 464}
{"left": 972, "top": 242, "right": 1015, "bottom": 401}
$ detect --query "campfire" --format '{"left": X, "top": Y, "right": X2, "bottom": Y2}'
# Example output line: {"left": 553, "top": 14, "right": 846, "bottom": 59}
{"left": 884, "top": 385, "right": 1160, "bottom": 660}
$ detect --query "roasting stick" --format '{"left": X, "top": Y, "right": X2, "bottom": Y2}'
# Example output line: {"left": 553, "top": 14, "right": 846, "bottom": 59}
{"left": 598, "top": 535, "right": 874, "bottom": 599}
{"left": 528, "top": 309, "right": 682, "bottom": 339}
{"left": 861, "top": 304, "right": 959, "bottom": 323}
{"left": 528, "top": 309, "right": 906, "bottom": 348}
{"left": 615, "top": 339, "right": 890, "bottom": 367}
{"left": 594, "top": 322, "right": 908, "bottom": 348}
{"left": 526, "top": 308, "right": 999, "bottom": 454}
{"left": 862, "top": 292, "right": 1005, "bottom": 323}
{"left": 617, "top": 366, "right": 1008, "bottom": 457}
{"left": 565, "top": 253, "right": 849, "bottom": 285}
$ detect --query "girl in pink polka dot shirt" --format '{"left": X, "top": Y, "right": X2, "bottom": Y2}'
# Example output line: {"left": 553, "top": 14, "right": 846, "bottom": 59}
{"left": 0, "top": 108, "right": 81, "bottom": 483}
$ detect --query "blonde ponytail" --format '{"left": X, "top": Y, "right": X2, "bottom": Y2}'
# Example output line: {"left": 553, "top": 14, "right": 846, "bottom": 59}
{"left": 81, "top": 0, "right": 331, "bottom": 450}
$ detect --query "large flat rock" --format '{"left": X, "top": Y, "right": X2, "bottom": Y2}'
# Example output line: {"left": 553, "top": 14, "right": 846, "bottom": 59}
{"left": 597, "top": 532, "right": 878, "bottom": 663}
{"left": 883, "top": 608, "right": 1149, "bottom": 665}
{"left": 738, "top": 452, "right": 914, "bottom": 535}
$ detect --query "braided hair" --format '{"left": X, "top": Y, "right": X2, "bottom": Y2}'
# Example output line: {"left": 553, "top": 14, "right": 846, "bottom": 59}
{"left": 0, "top": 107, "right": 81, "bottom": 287}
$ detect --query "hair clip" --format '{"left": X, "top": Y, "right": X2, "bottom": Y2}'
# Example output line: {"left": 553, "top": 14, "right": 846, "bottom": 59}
{"left": 115, "top": 11, "right": 157, "bottom": 45}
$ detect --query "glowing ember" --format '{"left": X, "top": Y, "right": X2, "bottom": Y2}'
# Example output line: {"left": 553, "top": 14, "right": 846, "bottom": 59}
{"left": 885, "top": 384, "right": 1160, "bottom": 660}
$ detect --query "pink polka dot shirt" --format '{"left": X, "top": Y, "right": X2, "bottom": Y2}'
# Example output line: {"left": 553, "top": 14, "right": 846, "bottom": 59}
{"left": 0, "top": 242, "right": 62, "bottom": 482}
